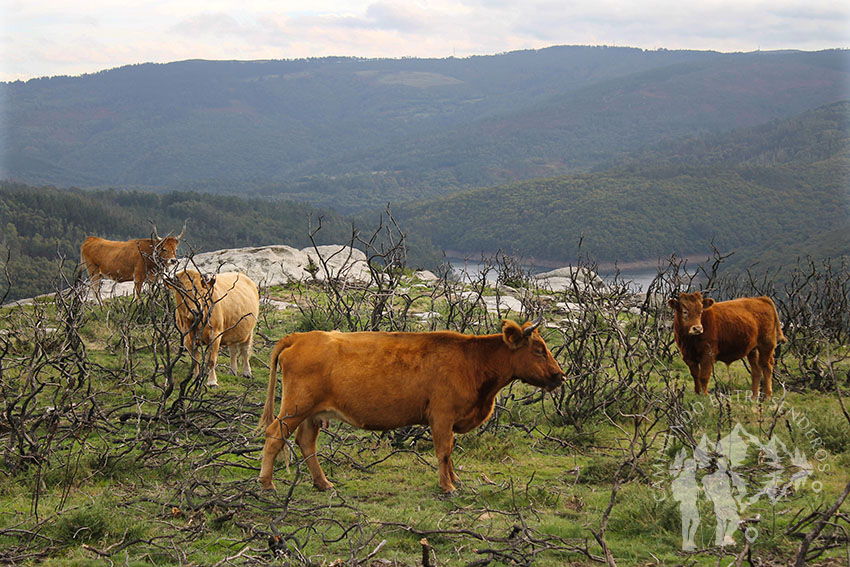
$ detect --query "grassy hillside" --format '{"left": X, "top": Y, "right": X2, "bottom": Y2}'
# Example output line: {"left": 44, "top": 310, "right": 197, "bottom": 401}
{"left": 393, "top": 101, "right": 850, "bottom": 270}
{"left": 1, "top": 249, "right": 848, "bottom": 566}
{"left": 3, "top": 48, "right": 848, "bottom": 211}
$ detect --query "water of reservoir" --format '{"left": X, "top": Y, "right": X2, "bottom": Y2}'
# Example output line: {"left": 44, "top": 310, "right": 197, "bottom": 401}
{"left": 447, "top": 258, "right": 661, "bottom": 293}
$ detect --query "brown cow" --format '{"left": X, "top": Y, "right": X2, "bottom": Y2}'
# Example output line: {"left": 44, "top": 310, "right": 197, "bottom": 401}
{"left": 170, "top": 270, "right": 259, "bottom": 387}
{"left": 80, "top": 222, "right": 187, "bottom": 302}
{"left": 258, "top": 319, "right": 565, "bottom": 493}
{"left": 668, "top": 292, "right": 787, "bottom": 400}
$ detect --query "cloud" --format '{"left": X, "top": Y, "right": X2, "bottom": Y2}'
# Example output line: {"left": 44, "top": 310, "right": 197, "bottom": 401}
{"left": 1, "top": 0, "right": 848, "bottom": 81}
{"left": 363, "top": 2, "right": 431, "bottom": 32}
{"left": 171, "top": 13, "right": 248, "bottom": 37}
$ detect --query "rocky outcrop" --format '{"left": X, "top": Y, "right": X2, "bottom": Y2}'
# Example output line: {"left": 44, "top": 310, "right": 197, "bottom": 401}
{"left": 77, "top": 244, "right": 371, "bottom": 302}
{"left": 69, "top": 245, "right": 609, "bottom": 313}
{"left": 534, "top": 266, "right": 607, "bottom": 294}
{"left": 189, "top": 244, "right": 371, "bottom": 287}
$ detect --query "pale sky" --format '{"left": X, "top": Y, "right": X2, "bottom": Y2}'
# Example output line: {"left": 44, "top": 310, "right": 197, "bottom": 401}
{"left": 2, "top": 0, "right": 848, "bottom": 82}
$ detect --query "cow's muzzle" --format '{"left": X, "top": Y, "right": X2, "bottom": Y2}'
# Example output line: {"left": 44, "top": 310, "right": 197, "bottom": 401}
{"left": 688, "top": 325, "right": 703, "bottom": 336}
{"left": 544, "top": 373, "right": 566, "bottom": 392}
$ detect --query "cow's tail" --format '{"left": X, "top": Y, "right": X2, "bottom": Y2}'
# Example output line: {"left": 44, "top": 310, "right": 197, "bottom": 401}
{"left": 769, "top": 298, "right": 788, "bottom": 360}
{"left": 771, "top": 298, "right": 788, "bottom": 345}
{"left": 258, "top": 335, "right": 295, "bottom": 433}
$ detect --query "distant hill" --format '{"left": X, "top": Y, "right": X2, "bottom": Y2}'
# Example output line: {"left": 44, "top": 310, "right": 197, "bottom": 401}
{"left": 0, "top": 184, "right": 437, "bottom": 302}
{"left": 391, "top": 101, "right": 850, "bottom": 270}
{"left": 3, "top": 47, "right": 848, "bottom": 212}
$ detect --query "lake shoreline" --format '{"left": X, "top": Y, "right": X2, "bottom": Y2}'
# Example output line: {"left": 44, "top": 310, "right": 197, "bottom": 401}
{"left": 442, "top": 250, "right": 711, "bottom": 273}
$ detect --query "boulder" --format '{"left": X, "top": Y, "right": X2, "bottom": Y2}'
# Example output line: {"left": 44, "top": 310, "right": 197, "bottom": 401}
{"left": 190, "top": 244, "right": 371, "bottom": 286}
{"left": 190, "top": 245, "right": 309, "bottom": 286}
{"left": 484, "top": 295, "right": 523, "bottom": 314}
{"left": 535, "top": 266, "right": 607, "bottom": 294}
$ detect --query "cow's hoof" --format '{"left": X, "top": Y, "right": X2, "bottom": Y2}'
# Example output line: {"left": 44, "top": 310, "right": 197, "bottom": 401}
{"left": 242, "top": 372, "right": 253, "bottom": 379}
{"left": 259, "top": 478, "right": 275, "bottom": 491}
{"left": 314, "top": 481, "right": 334, "bottom": 491}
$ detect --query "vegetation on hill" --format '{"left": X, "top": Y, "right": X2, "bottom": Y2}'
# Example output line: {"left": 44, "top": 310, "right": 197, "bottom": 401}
{"left": 0, "top": 183, "right": 440, "bottom": 302}
{"left": 2, "top": 100, "right": 847, "bottom": 300}
{"left": 3, "top": 48, "right": 848, "bottom": 211}
{"left": 392, "top": 101, "right": 850, "bottom": 271}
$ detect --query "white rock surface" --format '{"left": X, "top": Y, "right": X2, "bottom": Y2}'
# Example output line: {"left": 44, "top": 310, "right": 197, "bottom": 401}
{"left": 189, "top": 244, "right": 371, "bottom": 287}
{"left": 535, "top": 266, "right": 608, "bottom": 294}
{"left": 482, "top": 295, "right": 524, "bottom": 314}
{"left": 77, "top": 244, "right": 372, "bottom": 302}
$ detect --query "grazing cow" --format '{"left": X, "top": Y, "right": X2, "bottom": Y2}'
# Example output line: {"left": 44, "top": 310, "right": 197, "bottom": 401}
{"left": 668, "top": 292, "right": 787, "bottom": 400}
{"left": 80, "top": 222, "right": 187, "bottom": 302}
{"left": 258, "top": 319, "right": 565, "bottom": 493}
{"left": 170, "top": 270, "right": 259, "bottom": 387}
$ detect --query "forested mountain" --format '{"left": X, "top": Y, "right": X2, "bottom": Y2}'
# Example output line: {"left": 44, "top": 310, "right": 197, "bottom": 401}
{"left": 3, "top": 47, "right": 848, "bottom": 211}
{"left": 392, "top": 101, "right": 850, "bottom": 269}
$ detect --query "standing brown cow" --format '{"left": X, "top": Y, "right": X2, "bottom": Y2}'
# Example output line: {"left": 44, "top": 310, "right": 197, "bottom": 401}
{"left": 80, "top": 222, "right": 186, "bottom": 302}
{"left": 258, "top": 319, "right": 565, "bottom": 493}
{"left": 668, "top": 291, "right": 787, "bottom": 400}
{"left": 170, "top": 270, "right": 259, "bottom": 387}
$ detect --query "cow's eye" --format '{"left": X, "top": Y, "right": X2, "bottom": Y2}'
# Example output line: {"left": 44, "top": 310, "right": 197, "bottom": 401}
{"left": 682, "top": 310, "right": 689, "bottom": 317}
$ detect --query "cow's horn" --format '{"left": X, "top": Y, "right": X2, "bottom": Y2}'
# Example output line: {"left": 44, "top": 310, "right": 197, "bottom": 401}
{"left": 176, "top": 219, "right": 188, "bottom": 239}
{"left": 524, "top": 315, "right": 544, "bottom": 336}
{"left": 150, "top": 221, "right": 161, "bottom": 240}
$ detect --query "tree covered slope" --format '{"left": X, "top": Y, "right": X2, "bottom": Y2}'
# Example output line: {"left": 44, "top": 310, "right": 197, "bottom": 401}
{"left": 392, "top": 101, "right": 850, "bottom": 268}
{"left": 3, "top": 48, "right": 848, "bottom": 211}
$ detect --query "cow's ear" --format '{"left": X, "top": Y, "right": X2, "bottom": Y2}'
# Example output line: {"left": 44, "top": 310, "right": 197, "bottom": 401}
{"left": 502, "top": 320, "right": 526, "bottom": 350}
{"left": 702, "top": 297, "right": 715, "bottom": 309}
{"left": 668, "top": 298, "right": 679, "bottom": 310}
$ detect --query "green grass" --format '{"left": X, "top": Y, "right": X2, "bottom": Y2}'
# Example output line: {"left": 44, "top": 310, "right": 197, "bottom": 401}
{"left": 1, "top": 282, "right": 848, "bottom": 566}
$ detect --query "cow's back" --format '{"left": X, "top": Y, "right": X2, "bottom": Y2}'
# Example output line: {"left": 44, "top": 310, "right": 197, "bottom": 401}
{"left": 704, "top": 297, "right": 780, "bottom": 363}
{"left": 212, "top": 272, "right": 259, "bottom": 343}
{"left": 81, "top": 237, "right": 143, "bottom": 281}
{"left": 279, "top": 331, "right": 479, "bottom": 429}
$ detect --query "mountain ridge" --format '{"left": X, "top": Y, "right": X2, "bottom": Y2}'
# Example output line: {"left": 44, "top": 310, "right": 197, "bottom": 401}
{"left": 4, "top": 47, "right": 847, "bottom": 212}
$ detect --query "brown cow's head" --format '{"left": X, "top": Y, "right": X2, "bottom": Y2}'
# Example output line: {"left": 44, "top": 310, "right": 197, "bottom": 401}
{"left": 502, "top": 318, "right": 565, "bottom": 391}
{"left": 151, "top": 221, "right": 187, "bottom": 274}
{"left": 668, "top": 291, "right": 715, "bottom": 336}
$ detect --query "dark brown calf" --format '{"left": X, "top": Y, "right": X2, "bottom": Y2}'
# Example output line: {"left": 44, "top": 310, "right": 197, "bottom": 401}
{"left": 668, "top": 292, "right": 787, "bottom": 399}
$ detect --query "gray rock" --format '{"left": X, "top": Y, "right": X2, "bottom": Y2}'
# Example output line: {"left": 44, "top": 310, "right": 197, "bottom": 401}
{"left": 535, "top": 266, "right": 607, "bottom": 294}
{"left": 189, "top": 244, "right": 371, "bottom": 287}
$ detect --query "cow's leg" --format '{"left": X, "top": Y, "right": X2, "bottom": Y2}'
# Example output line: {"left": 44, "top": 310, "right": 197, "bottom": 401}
{"left": 448, "top": 456, "right": 459, "bottom": 484}
{"left": 259, "top": 415, "right": 305, "bottom": 490}
{"left": 758, "top": 346, "right": 775, "bottom": 400}
{"left": 228, "top": 345, "right": 240, "bottom": 376}
{"left": 133, "top": 271, "right": 144, "bottom": 300}
{"left": 431, "top": 422, "right": 457, "bottom": 493}
{"left": 182, "top": 334, "right": 202, "bottom": 378}
{"left": 296, "top": 418, "right": 333, "bottom": 491}
{"left": 697, "top": 358, "right": 713, "bottom": 395}
{"left": 205, "top": 337, "right": 222, "bottom": 386}
{"left": 242, "top": 336, "right": 253, "bottom": 378}
{"left": 686, "top": 362, "right": 701, "bottom": 394}
{"left": 89, "top": 272, "right": 103, "bottom": 304}
{"left": 231, "top": 341, "right": 252, "bottom": 378}
{"left": 747, "top": 350, "right": 762, "bottom": 400}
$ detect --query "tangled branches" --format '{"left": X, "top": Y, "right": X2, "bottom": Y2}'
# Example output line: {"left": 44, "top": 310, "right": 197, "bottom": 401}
{"left": 1, "top": 232, "right": 849, "bottom": 565}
